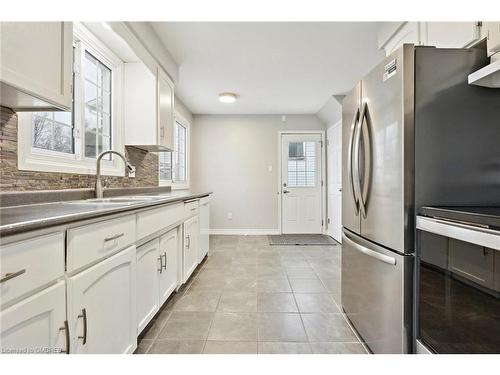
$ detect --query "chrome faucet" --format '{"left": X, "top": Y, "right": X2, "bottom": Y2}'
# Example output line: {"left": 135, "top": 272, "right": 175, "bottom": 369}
{"left": 95, "top": 150, "right": 136, "bottom": 199}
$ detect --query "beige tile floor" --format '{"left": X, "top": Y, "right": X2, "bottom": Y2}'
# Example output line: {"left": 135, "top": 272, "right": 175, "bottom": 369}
{"left": 135, "top": 235, "right": 367, "bottom": 354}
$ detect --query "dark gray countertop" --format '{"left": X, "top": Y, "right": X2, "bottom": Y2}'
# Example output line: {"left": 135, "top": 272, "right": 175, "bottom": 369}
{"left": 0, "top": 190, "right": 211, "bottom": 237}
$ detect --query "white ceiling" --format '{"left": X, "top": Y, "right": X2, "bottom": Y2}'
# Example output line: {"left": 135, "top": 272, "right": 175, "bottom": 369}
{"left": 151, "top": 22, "right": 385, "bottom": 115}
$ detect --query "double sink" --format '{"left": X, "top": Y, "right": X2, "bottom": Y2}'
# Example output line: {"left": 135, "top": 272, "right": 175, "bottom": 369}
{"left": 68, "top": 195, "right": 165, "bottom": 206}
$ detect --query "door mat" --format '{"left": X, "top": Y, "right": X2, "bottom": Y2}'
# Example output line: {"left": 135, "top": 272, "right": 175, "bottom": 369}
{"left": 268, "top": 234, "right": 338, "bottom": 246}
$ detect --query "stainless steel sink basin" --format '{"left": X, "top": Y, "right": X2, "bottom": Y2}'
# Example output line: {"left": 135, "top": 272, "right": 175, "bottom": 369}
{"left": 84, "top": 197, "right": 158, "bottom": 203}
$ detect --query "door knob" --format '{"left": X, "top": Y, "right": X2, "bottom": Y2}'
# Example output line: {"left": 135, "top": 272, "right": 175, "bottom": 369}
{"left": 283, "top": 190, "right": 290, "bottom": 194}
{"left": 339, "top": 188, "right": 342, "bottom": 192}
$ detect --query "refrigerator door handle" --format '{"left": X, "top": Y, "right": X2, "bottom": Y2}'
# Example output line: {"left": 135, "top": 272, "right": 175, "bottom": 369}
{"left": 353, "top": 102, "right": 366, "bottom": 217}
{"left": 357, "top": 102, "right": 371, "bottom": 219}
{"left": 348, "top": 107, "right": 360, "bottom": 215}
{"left": 342, "top": 231, "right": 396, "bottom": 265}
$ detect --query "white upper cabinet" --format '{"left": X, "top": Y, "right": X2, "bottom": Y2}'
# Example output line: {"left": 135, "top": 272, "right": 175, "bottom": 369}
{"left": 380, "top": 22, "right": 482, "bottom": 56}
{"left": 425, "top": 22, "right": 481, "bottom": 48}
{"left": 157, "top": 68, "right": 175, "bottom": 151}
{"left": 0, "top": 22, "right": 73, "bottom": 111}
{"left": 382, "top": 22, "right": 423, "bottom": 56}
{"left": 124, "top": 62, "right": 174, "bottom": 152}
{"left": 482, "top": 22, "right": 500, "bottom": 56}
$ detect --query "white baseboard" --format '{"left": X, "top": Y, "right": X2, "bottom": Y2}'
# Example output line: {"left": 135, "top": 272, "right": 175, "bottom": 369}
{"left": 209, "top": 229, "right": 280, "bottom": 235}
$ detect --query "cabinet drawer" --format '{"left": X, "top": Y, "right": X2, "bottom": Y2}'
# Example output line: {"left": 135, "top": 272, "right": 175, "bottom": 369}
{"left": 137, "top": 203, "right": 184, "bottom": 240}
{"left": 184, "top": 200, "right": 199, "bottom": 218}
{"left": 1, "top": 232, "right": 65, "bottom": 307}
{"left": 67, "top": 215, "right": 136, "bottom": 272}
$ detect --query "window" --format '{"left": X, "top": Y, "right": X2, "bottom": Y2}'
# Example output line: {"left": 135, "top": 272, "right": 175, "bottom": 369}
{"left": 159, "top": 117, "right": 189, "bottom": 188}
{"left": 83, "top": 51, "right": 112, "bottom": 159}
{"left": 18, "top": 23, "right": 123, "bottom": 176}
{"left": 287, "top": 141, "right": 316, "bottom": 187}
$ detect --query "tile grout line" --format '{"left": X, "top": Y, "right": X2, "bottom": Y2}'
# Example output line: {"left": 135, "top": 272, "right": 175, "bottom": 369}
{"left": 201, "top": 281, "right": 224, "bottom": 354}
{"left": 285, "top": 257, "right": 314, "bottom": 353}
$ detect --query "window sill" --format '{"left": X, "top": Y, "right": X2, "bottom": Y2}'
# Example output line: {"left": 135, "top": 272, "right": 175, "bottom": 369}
{"left": 18, "top": 153, "right": 126, "bottom": 177}
{"left": 159, "top": 180, "right": 189, "bottom": 190}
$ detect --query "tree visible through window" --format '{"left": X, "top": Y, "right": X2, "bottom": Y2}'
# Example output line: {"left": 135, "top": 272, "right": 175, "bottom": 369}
{"left": 30, "top": 45, "right": 112, "bottom": 159}
{"left": 159, "top": 121, "right": 187, "bottom": 184}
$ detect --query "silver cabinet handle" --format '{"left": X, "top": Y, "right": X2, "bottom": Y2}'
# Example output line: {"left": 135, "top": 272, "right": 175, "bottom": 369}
{"left": 160, "top": 127, "right": 165, "bottom": 138}
{"left": 104, "top": 233, "right": 124, "bottom": 242}
{"left": 78, "top": 308, "right": 88, "bottom": 345}
{"left": 162, "top": 252, "right": 167, "bottom": 270}
{"left": 0, "top": 269, "right": 26, "bottom": 284}
{"left": 59, "top": 320, "right": 70, "bottom": 354}
{"left": 190, "top": 207, "right": 197, "bottom": 211}
{"left": 348, "top": 106, "right": 360, "bottom": 215}
{"left": 283, "top": 190, "right": 290, "bottom": 194}
{"left": 186, "top": 235, "right": 190, "bottom": 249}
{"left": 158, "top": 256, "right": 163, "bottom": 273}
{"left": 342, "top": 232, "right": 396, "bottom": 265}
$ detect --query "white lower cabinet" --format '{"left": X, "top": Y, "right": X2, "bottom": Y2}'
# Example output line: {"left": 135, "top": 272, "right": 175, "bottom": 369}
{"left": 67, "top": 246, "right": 137, "bottom": 354}
{"left": 0, "top": 281, "right": 67, "bottom": 354}
{"left": 136, "top": 239, "right": 161, "bottom": 334}
{"left": 199, "top": 197, "right": 210, "bottom": 263}
{"left": 136, "top": 228, "right": 178, "bottom": 334}
{"left": 183, "top": 215, "right": 200, "bottom": 283}
{"left": 159, "top": 229, "right": 179, "bottom": 305}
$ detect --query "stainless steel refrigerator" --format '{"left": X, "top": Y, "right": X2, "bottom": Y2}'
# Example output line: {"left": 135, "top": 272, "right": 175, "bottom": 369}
{"left": 341, "top": 42, "right": 500, "bottom": 354}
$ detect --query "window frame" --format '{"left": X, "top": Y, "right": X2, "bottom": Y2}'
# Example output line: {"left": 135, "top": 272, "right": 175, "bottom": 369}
{"left": 17, "top": 23, "right": 125, "bottom": 176}
{"left": 159, "top": 113, "right": 190, "bottom": 190}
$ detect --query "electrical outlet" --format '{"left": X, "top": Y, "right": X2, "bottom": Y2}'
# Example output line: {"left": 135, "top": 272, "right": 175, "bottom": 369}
{"left": 227, "top": 212, "right": 233, "bottom": 220}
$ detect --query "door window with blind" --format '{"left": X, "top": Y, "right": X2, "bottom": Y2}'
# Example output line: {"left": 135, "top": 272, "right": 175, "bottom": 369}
{"left": 159, "top": 119, "right": 189, "bottom": 187}
{"left": 287, "top": 141, "right": 317, "bottom": 187}
{"left": 18, "top": 24, "right": 124, "bottom": 175}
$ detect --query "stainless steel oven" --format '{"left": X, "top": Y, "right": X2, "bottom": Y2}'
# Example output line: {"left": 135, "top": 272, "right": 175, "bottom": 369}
{"left": 416, "top": 214, "right": 500, "bottom": 354}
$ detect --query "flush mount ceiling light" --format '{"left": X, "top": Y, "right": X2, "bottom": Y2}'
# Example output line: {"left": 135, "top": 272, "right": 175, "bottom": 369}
{"left": 218, "top": 92, "right": 238, "bottom": 103}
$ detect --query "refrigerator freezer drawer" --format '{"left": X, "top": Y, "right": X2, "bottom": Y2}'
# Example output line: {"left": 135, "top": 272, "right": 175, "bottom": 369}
{"left": 341, "top": 229, "right": 413, "bottom": 353}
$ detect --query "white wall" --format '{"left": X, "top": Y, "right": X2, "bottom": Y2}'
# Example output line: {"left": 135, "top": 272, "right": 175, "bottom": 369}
{"left": 175, "top": 96, "right": 193, "bottom": 124}
{"left": 317, "top": 96, "right": 343, "bottom": 127}
{"left": 191, "top": 114, "right": 326, "bottom": 234}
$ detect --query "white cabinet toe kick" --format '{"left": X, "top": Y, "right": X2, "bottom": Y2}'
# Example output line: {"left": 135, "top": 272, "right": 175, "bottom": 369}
{"left": 0, "top": 196, "right": 210, "bottom": 354}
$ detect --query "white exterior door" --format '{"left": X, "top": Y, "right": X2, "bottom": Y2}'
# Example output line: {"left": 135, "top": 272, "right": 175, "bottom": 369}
{"left": 281, "top": 133, "right": 323, "bottom": 234}
{"left": 327, "top": 122, "right": 342, "bottom": 243}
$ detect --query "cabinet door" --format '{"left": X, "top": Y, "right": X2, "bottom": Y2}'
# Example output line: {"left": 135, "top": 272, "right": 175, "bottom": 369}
{"left": 157, "top": 68, "right": 174, "bottom": 150}
{"left": 425, "top": 22, "right": 481, "bottom": 48}
{"left": 136, "top": 239, "right": 161, "bottom": 334}
{"left": 448, "top": 239, "right": 495, "bottom": 289}
{"left": 183, "top": 216, "right": 199, "bottom": 283}
{"left": 0, "top": 22, "right": 73, "bottom": 111}
{"left": 159, "top": 229, "right": 179, "bottom": 305}
{"left": 67, "top": 246, "right": 137, "bottom": 354}
{"left": 384, "top": 22, "right": 422, "bottom": 56}
{"left": 0, "top": 281, "right": 68, "bottom": 354}
{"left": 199, "top": 199, "right": 210, "bottom": 262}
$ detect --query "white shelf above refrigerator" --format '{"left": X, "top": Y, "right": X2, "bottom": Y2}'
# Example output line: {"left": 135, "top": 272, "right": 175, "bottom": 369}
{"left": 468, "top": 57, "right": 500, "bottom": 88}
